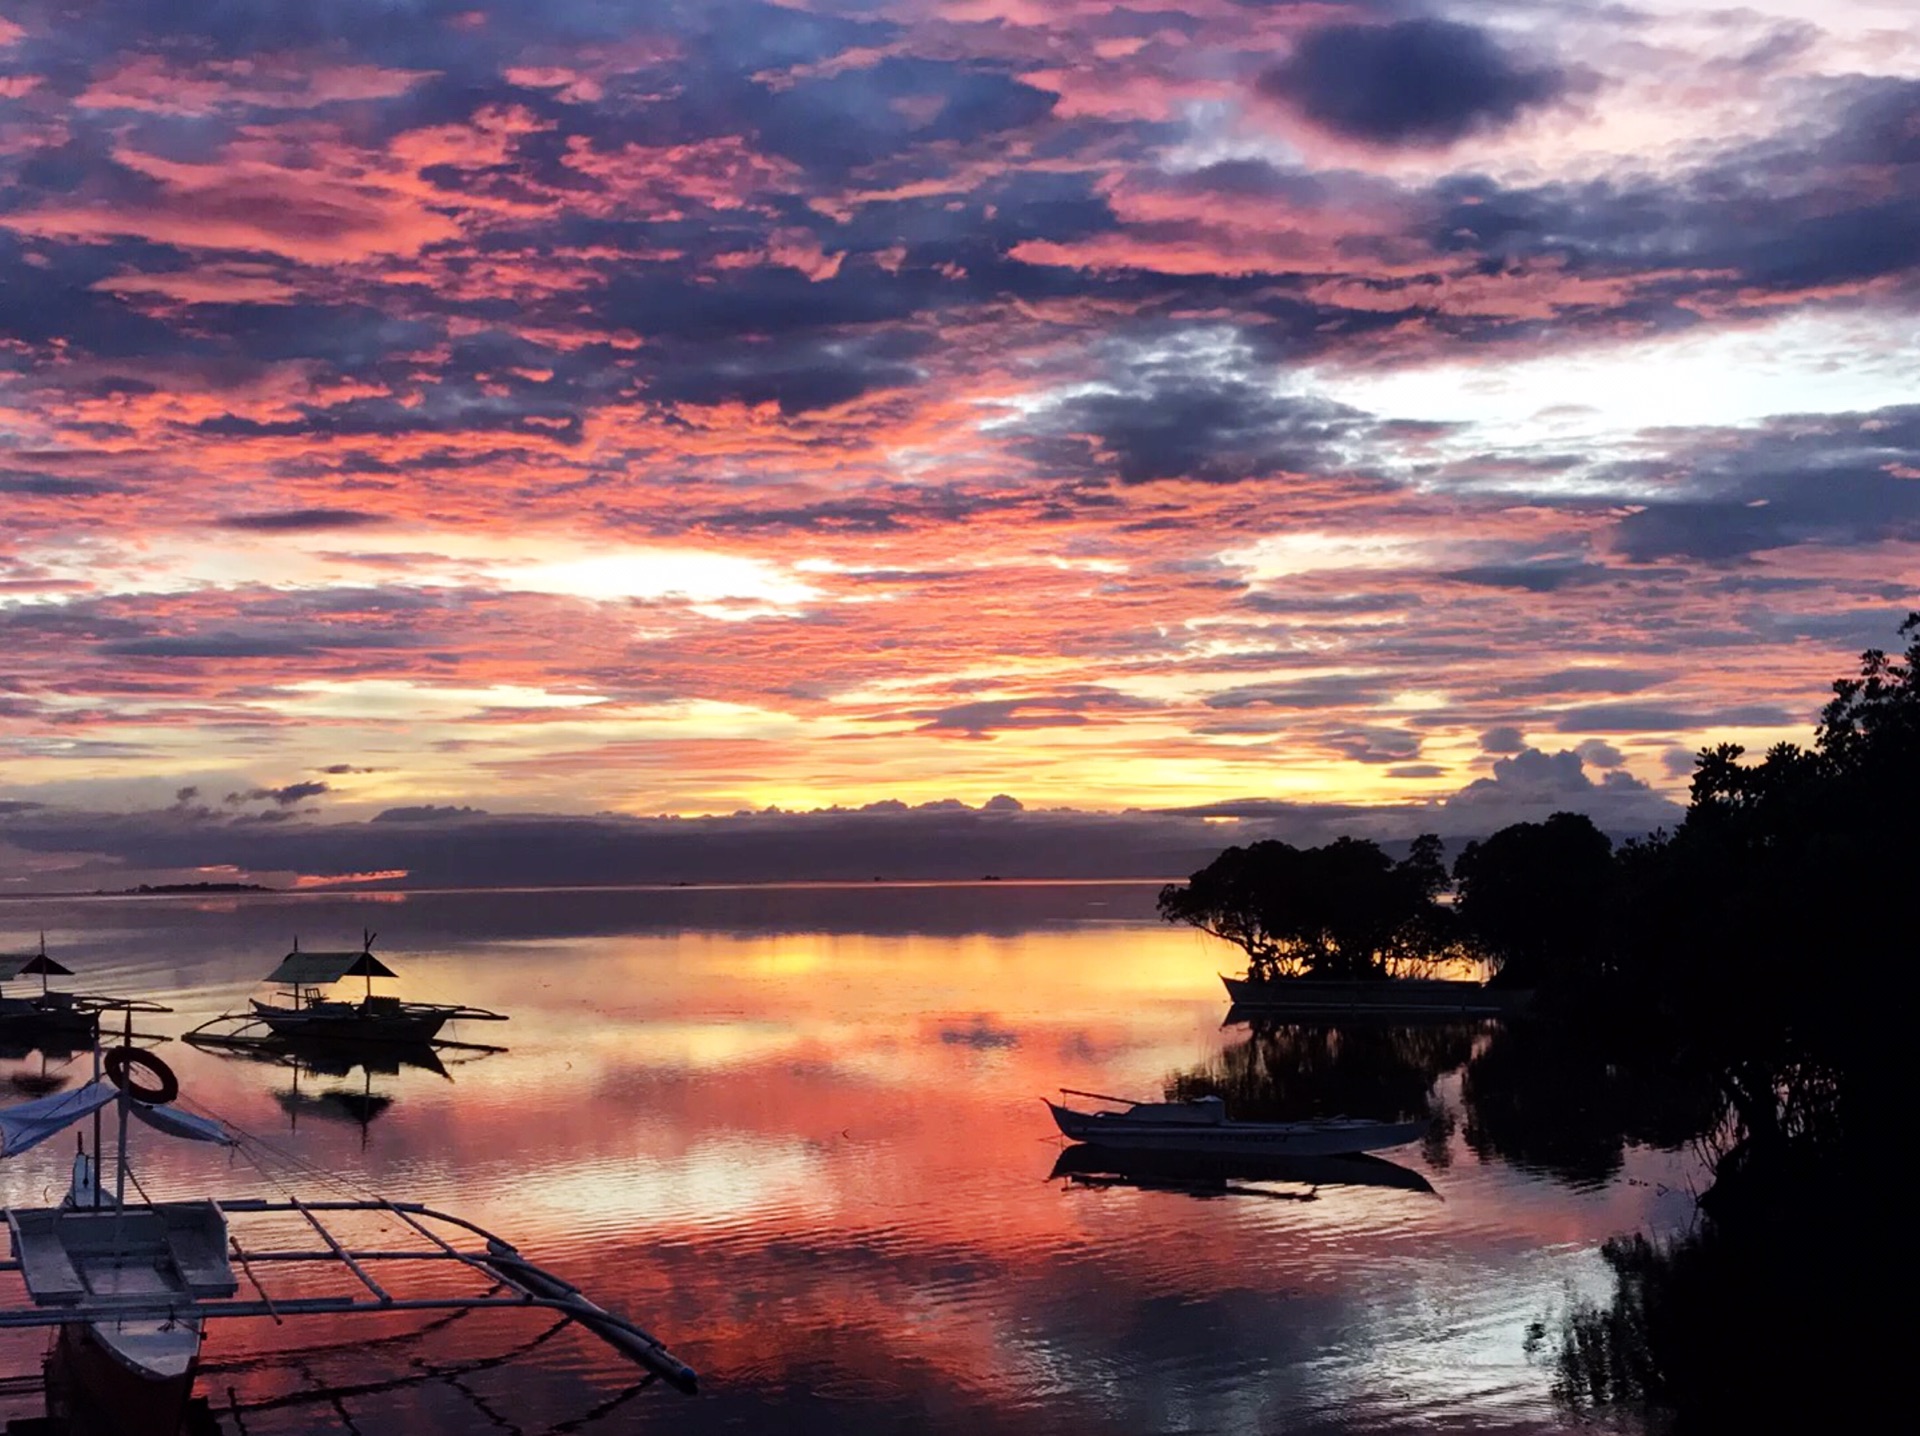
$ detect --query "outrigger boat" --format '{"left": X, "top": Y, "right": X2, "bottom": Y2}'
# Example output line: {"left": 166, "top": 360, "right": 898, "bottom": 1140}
{"left": 185, "top": 932, "right": 507, "bottom": 1049}
{"left": 0, "top": 939, "right": 100, "bottom": 1044}
{"left": 1, "top": 1019, "right": 696, "bottom": 1433}
{"left": 1046, "top": 1088, "right": 1427, "bottom": 1157}
{"left": 0, "top": 1005, "right": 232, "bottom": 1435}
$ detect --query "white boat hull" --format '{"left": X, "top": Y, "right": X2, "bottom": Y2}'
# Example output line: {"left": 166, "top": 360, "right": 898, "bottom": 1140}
{"left": 1046, "top": 1102, "right": 1426, "bottom": 1156}
{"left": 51, "top": 1318, "right": 199, "bottom": 1436}
{"left": 60, "top": 1151, "right": 204, "bottom": 1395}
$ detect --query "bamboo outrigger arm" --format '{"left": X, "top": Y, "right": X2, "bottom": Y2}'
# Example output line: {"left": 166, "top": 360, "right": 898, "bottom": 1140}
{"left": 67, "top": 996, "right": 175, "bottom": 1016}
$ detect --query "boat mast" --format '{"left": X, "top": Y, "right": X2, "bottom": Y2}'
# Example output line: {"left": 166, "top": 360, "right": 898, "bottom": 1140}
{"left": 104, "top": 1005, "right": 133, "bottom": 1258}
{"left": 90, "top": 1013, "right": 103, "bottom": 1208}
{"left": 113, "top": 1005, "right": 132, "bottom": 1207}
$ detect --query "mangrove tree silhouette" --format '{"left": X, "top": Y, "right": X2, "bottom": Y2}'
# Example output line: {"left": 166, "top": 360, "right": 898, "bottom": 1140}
{"left": 1157, "top": 834, "right": 1454, "bottom": 979}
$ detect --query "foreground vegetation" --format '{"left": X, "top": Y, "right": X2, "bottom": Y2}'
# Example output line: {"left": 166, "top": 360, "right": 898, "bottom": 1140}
{"left": 1160, "top": 618, "right": 1908, "bottom": 1431}
{"left": 1163, "top": 617, "right": 1913, "bottom": 1037}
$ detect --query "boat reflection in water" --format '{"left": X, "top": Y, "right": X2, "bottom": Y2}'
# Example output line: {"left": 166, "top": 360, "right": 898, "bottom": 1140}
{"left": 1050, "top": 1142, "right": 1436, "bottom": 1200}
{"left": 182, "top": 1032, "right": 494, "bottom": 1147}
{"left": 1, "top": 1039, "right": 85, "bottom": 1101}
{"left": 268, "top": 1047, "right": 417, "bottom": 1145}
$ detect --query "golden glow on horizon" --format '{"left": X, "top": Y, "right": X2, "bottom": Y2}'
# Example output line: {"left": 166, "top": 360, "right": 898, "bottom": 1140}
{"left": 0, "top": 716, "right": 1819, "bottom": 825}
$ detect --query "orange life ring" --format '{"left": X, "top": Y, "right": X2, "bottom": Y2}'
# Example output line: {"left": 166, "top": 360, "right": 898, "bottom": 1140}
{"left": 104, "top": 1047, "right": 179, "bottom": 1106}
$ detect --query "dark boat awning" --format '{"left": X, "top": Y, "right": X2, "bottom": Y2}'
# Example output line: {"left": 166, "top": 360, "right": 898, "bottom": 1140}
{"left": 0, "top": 954, "right": 73, "bottom": 983}
{"left": 264, "top": 951, "right": 399, "bottom": 986}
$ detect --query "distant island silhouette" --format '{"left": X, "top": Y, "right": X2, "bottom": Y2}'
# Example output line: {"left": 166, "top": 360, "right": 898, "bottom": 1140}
{"left": 105, "top": 881, "right": 276, "bottom": 895}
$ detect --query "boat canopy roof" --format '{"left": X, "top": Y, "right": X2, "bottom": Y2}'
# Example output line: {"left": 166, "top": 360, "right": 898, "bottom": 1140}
{"left": 266, "top": 950, "right": 398, "bottom": 986}
{"left": 0, "top": 954, "right": 71, "bottom": 983}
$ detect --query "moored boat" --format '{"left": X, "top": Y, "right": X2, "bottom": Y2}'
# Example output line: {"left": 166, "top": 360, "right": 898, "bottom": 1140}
{"left": 1221, "top": 973, "right": 1531, "bottom": 1016}
{"left": 251, "top": 991, "right": 450, "bottom": 1043}
{"left": 50, "top": 1316, "right": 201, "bottom": 1436}
{"left": 2, "top": 1028, "right": 698, "bottom": 1427}
{"left": 0, "top": 941, "right": 98, "bottom": 1042}
{"left": 188, "top": 932, "right": 507, "bottom": 1049}
{"left": 1, "top": 1041, "right": 234, "bottom": 1436}
{"left": 51, "top": 1140, "right": 216, "bottom": 1436}
{"left": 1045, "top": 1089, "right": 1426, "bottom": 1156}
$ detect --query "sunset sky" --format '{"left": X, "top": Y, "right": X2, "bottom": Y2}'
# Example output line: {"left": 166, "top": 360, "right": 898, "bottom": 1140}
{"left": 3, "top": 0, "right": 1918, "bottom": 886}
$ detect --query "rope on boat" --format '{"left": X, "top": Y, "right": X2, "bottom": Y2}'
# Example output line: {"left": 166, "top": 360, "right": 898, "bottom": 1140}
{"left": 231, "top": 1128, "right": 382, "bottom": 1206}
{"left": 121, "top": 1152, "right": 154, "bottom": 1205}
{"left": 174, "top": 1089, "right": 386, "bottom": 1207}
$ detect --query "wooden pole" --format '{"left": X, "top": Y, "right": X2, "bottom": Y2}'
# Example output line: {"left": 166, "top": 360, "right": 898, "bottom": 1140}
{"left": 1058, "top": 1087, "right": 1146, "bottom": 1106}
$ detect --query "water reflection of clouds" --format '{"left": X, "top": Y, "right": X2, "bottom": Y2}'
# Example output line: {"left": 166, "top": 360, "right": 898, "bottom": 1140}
{"left": 578, "top": 1019, "right": 808, "bottom": 1073}
{"left": 0, "top": 888, "right": 1708, "bottom": 1433}
{"left": 938, "top": 1016, "right": 1021, "bottom": 1050}
{"left": 537, "top": 1141, "right": 837, "bottom": 1234}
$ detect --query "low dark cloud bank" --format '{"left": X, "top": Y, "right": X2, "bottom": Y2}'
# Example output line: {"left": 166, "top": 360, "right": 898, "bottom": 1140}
{"left": 0, "top": 753, "right": 1681, "bottom": 891}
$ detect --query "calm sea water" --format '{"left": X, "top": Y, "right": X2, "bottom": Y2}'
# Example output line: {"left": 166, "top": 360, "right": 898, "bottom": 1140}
{"left": 0, "top": 884, "right": 1698, "bottom": 1434}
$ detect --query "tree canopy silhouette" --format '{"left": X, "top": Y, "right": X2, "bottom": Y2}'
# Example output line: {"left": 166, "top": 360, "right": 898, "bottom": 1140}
{"left": 1157, "top": 835, "right": 1451, "bottom": 979}
{"left": 1152, "top": 624, "right": 1914, "bottom": 1432}
{"left": 1153, "top": 624, "right": 1912, "bottom": 1433}
{"left": 1164, "top": 618, "right": 1920, "bottom": 1022}
{"left": 1452, "top": 811, "right": 1615, "bottom": 988}
{"left": 1596, "top": 613, "right": 1920, "bottom": 1084}
{"left": 1521, "top": 622, "right": 1906, "bottom": 1434}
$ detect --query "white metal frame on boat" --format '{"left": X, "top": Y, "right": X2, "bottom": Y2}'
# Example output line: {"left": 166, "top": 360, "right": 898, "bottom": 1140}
{"left": 2, "top": 998, "right": 696, "bottom": 1409}
{"left": 0, "top": 1195, "right": 698, "bottom": 1394}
